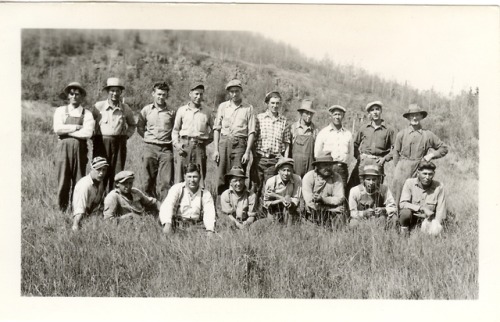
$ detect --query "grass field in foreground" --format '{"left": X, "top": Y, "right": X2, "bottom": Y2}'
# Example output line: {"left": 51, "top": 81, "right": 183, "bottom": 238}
{"left": 21, "top": 101, "right": 478, "bottom": 298}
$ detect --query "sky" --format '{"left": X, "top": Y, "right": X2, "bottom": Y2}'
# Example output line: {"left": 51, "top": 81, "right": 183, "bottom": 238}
{"left": 248, "top": 5, "right": 497, "bottom": 96}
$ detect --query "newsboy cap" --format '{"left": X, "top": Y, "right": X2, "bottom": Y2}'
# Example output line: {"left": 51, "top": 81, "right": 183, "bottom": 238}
{"left": 91, "top": 157, "right": 109, "bottom": 170}
{"left": 225, "top": 79, "right": 243, "bottom": 90}
{"left": 403, "top": 104, "right": 428, "bottom": 119}
{"left": 361, "top": 165, "right": 383, "bottom": 177}
{"left": 190, "top": 82, "right": 205, "bottom": 91}
{"left": 365, "top": 101, "right": 383, "bottom": 112}
{"left": 114, "top": 170, "right": 135, "bottom": 183}
{"left": 328, "top": 105, "right": 346, "bottom": 113}
{"left": 275, "top": 157, "right": 295, "bottom": 170}
{"left": 102, "top": 77, "right": 125, "bottom": 91}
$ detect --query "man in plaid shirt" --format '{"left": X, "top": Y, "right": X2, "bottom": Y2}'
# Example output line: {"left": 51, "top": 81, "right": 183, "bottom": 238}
{"left": 250, "top": 91, "right": 291, "bottom": 208}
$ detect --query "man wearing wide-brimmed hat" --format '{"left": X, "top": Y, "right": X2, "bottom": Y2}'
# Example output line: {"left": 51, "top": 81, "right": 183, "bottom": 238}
{"left": 392, "top": 104, "right": 448, "bottom": 211}
{"left": 314, "top": 104, "right": 353, "bottom": 194}
{"left": 263, "top": 157, "right": 301, "bottom": 225}
{"left": 90, "top": 77, "right": 136, "bottom": 192}
{"left": 302, "top": 154, "right": 346, "bottom": 227}
{"left": 171, "top": 82, "right": 214, "bottom": 187}
{"left": 103, "top": 170, "right": 160, "bottom": 221}
{"left": 136, "top": 82, "right": 175, "bottom": 201}
{"left": 348, "top": 164, "right": 396, "bottom": 228}
{"left": 53, "top": 82, "right": 95, "bottom": 212}
{"left": 220, "top": 166, "right": 257, "bottom": 229}
{"left": 349, "top": 101, "right": 395, "bottom": 189}
{"left": 71, "top": 157, "right": 109, "bottom": 231}
{"left": 213, "top": 79, "right": 256, "bottom": 195}
{"left": 251, "top": 91, "right": 292, "bottom": 208}
{"left": 289, "top": 99, "right": 318, "bottom": 178}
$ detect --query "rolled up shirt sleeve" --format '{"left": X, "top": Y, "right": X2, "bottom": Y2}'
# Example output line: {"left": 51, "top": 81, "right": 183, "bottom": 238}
{"left": 301, "top": 172, "right": 315, "bottom": 209}
{"left": 202, "top": 190, "right": 216, "bottom": 232}
{"left": 384, "top": 188, "right": 397, "bottom": 216}
{"left": 159, "top": 185, "right": 181, "bottom": 225}
{"left": 103, "top": 192, "right": 119, "bottom": 220}
{"left": 434, "top": 185, "right": 447, "bottom": 223}
{"left": 220, "top": 190, "right": 233, "bottom": 215}
{"left": 349, "top": 187, "right": 363, "bottom": 219}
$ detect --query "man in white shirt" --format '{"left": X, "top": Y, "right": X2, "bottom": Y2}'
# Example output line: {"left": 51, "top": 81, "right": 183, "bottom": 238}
{"left": 314, "top": 105, "right": 353, "bottom": 194}
{"left": 159, "top": 163, "right": 216, "bottom": 235}
{"left": 53, "top": 82, "right": 95, "bottom": 212}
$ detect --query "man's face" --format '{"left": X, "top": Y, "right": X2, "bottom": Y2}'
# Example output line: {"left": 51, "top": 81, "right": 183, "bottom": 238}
{"left": 278, "top": 164, "right": 293, "bottom": 183}
{"left": 108, "top": 87, "right": 122, "bottom": 102}
{"left": 90, "top": 166, "right": 108, "bottom": 182}
{"left": 329, "top": 110, "right": 344, "bottom": 126}
{"left": 228, "top": 87, "right": 242, "bottom": 102}
{"left": 417, "top": 169, "right": 435, "bottom": 187}
{"left": 406, "top": 112, "right": 423, "bottom": 126}
{"left": 229, "top": 177, "right": 245, "bottom": 193}
{"left": 300, "top": 111, "right": 314, "bottom": 124}
{"left": 184, "top": 171, "right": 201, "bottom": 190}
{"left": 267, "top": 97, "right": 281, "bottom": 114}
{"left": 368, "top": 105, "right": 382, "bottom": 121}
{"left": 363, "top": 175, "right": 380, "bottom": 192}
{"left": 152, "top": 88, "right": 168, "bottom": 106}
{"left": 316, "top": 163, "right": 333, "bottom": 177}
{"left": 117, "top": 179, "right": 133, "bottom": 195}
{"left": 67, "top": 89, "right": 83, "bottom": 106}
{"left": 189, "top": 88, "right": 204, "bottom": 106}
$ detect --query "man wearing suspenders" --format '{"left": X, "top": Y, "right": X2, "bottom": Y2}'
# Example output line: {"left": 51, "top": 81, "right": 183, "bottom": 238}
{"left": 289, "top": 99, "right": 318, "bottom": 178}
{"left": 53, "top": 82, "right": 95, "bottom": 212}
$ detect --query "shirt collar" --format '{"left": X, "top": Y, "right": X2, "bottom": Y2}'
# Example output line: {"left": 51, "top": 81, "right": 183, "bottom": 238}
{"left": 264, "top": 110, "right": 280, "bottom": 120}
{"left": 297, "top": 119, "right": 314, "bottom": 130}
{"left": 328, "top": 124, "right": 345, "bottom": 132}
{"left": 276, "top": 174, "right": 294, "bottom": 187}
{"left": 187, "top": 101, "right": 202, "bottom": 111}
{"left": 366, "top": 120, "right": 386, "bottom": 129}
{"left": 416, "top": 179, "right": 433, "bottom": 190}
{"left": 228, "top": 186, "right": 249, "bottom": 198}
{"left": 152, "top": 102, "right": 168, "bottom": 111}
{"left": 408, "top": 126, "right": 423, "bottom": 133}
{"left": 106, "top": 99, "right": 122, "bottom": 110}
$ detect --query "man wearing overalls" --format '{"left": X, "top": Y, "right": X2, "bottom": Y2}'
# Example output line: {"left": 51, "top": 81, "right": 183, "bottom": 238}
{"left": 289, "top": 99, "right": 318, "bottom": 178}
{"left": 53, "top": 82, "right": 95, "bottom": 212}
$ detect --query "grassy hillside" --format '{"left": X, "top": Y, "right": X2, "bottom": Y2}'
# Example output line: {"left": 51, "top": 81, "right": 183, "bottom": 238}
{"left": 20, "top": 30, "right": 478, "bottom": 298}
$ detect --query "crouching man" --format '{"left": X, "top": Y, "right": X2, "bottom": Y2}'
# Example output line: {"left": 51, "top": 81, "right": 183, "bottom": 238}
{"left": 103, "top": 171, "right": 160, "bottom": 222}
{"left": 220, "top": 166, "right": 257, "bottom": 230}
{"left": 302, "top": 154, "right": 346, "bottom": 227}
{"left": 71, "top": 157, "right": 108, "bottom": 231}
{"left": 159, "top": 163, "right": 216, "bottom": 236}
{"left": 399, "top": 160, "right": 447, "bottom": 236}
{"left": 348, "top": 165, "right": 396, "bottom": 228}
{"left": 263, "top": 158, "right": 301, "bottom": 225}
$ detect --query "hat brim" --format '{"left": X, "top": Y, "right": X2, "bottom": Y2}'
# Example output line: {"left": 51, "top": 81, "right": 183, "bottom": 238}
{"left": 312, "top": 160, "right": 335, "bottom": 166}
{"left": 61, "top": 85, "right": 87, "bottom": 99}
{"left": 103, "top": 85, "right": 125, "bottom": 91}
{"left": 365, "top": 104, "right": 382, "bottom": 112}
{"left": 225, "top": 85, "right": 242, "bottom": 91}
{"left": 361, "top": 172, "right": 384, "bottom": 177}
{"left": 275, "top": 162, "right": 294, "bottom": 170}
{"left": 298, "top": 108, "right": 316, "bottom": 114}
{"left": 403, "top": 111, "right": 428, "bottom": 119}
{"left": 328, "top": 107, "right": 346, "bottom": 113}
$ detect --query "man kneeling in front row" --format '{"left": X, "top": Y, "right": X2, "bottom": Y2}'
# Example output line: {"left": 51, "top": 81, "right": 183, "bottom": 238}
{"left": 159, "top": 163, "right": 216, "bottom": 235}
{"left": 399, "top": 160, "right": 447, "bottom": 236}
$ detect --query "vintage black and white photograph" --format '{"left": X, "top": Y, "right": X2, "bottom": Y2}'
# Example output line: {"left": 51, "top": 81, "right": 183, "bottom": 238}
{"left": 2, "top": 2, "right": 499, "bottom": 321}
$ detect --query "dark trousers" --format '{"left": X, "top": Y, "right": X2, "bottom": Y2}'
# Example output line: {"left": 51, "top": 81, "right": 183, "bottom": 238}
{"left": 142, "top": 142, "right": 173, "bottom": 202}
{"left": 250, "top": 154, "right": 278, "bottom": 208}
{"left": 332, "top": 162, "right": 349, "bottom": 196}
{"left": 399, "top": 208, "right": 423, "bottom": 229}
{"left": 56, "top": 138, "right": 88, "bottom": 211}
{"left": 93, "top": 135, "right": 127, "bottom": 192}
{"left": 174, "top": 137, "right": 207, "bottom": 187}
{"left": 217, "top": 135, "right": 248, "bottom": 195}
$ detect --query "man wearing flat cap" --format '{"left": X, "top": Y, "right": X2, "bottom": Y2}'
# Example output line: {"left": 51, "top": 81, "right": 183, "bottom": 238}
{"left": 392, "top": 104, "right": 448, "bottom": 210}
{"left": 53, "top": 82, "right": 95, "bottom": 212}
{"left": 349, "top": 101, "right": 395, "bottom": 188}
{"left": 302, "top": 154, "right": 346, "bottom": 227}
{"left": 251, "top": 91, "right": 292, "bottom": 207}
{"left": 172, "top": 82, "right": 214, "bottom": 187}
{"left": 348, "top": 165, "right": 396, "bottom": 228}
{"left": 103, "top": 170, "right": 160, "bottom": 221}
{"left": 315, "top": 105, "right": 353, "bottom": 194}
{"left": 289, "top": 99, "right": 318, "bottom": 178}
{"left": 213, "top": 79, "right": 256, "bottom": 195}
{"left": 220, "top": 166, "right": 257, "bottom": 229}
{"left": 136, "top": 82, "right": 175, "bottom": 201}
{"left": 263, "top": 157, "right": 301, "bottom": 225}
{"left": 90, "top": 77, "right": 136, "bottom": 192}
{"left": 399, "top": 160, "right": 447, "bottom": 236}
{"left": 71, "top": 157, "right": 109, "bottom": 231}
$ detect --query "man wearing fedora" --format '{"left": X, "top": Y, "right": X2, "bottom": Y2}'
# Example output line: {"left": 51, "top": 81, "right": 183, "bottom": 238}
{"left": 103, "top": 170, "right": 160, "bottom": 221}
{"left": 348, "top": 164, "right": 396, "bottom": 228}
{"left": 220, "top": 166, "right": 257, "bottom": 229}
{"left": 136, "top": 82, "right": 175, "bottom": 201}
{"left": 289, "top": 98, "right": 318, "bottom": 178}
{"left": 251, "top": 91, "right": 292, "bottom": 207}
{"left": 213, "top": 79, "right": 256, "bottom": 195}
{"left": 53, "top": 82, "right": 95, "bottom": 212}
{"left": 302, "top": 154, "right": 346, "bottom": 227}
{"left": 172, "top": 82, "right": 214, "bottom": 187}
{"left": 392, "top": 104, "right": 448, "bottom": 209}
{"left": 399, "top": 160, "right": 447, "bottom": 236}
{"left": 349, "top": 101, "right": 395, "bottom": 188}
{"left": 315, "top": 105, "right": 353, "bottom": 195}
{"left": 91, "top": 77, "right": 136, "bottom": 192}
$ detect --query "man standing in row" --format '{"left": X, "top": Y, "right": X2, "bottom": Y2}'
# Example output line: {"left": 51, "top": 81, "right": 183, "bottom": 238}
{"left": 172, "top": 82, "right": 213, "bottom": 186}
{"left": 53, "top": 82, "right": 95, "bottom": 212}
{"left": 91, "top": 77, "right": 136, "bottom": 192}
{"left": 290, "top": 99, "right": 318, "bottom": 178}
{"left": 213, "top": 79, "right": 256, "bottom": 195}
{"left": 136, "top": 82, "right": 175, "bottom": 201}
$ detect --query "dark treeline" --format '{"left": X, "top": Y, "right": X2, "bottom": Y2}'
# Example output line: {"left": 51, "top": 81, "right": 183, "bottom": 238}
{"left": 21, "top": 29, "right": 478, "bottom": 160}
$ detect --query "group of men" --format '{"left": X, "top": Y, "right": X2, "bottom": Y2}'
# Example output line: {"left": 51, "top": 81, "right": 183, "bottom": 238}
{"left": 54, "top": 77, "right": 448, "bottom": 236}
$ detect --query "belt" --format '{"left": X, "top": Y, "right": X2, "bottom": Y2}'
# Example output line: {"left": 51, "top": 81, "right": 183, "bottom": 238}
{"left": 145, "top": 141, "right": 172, "bottom": 147}
{"left": 221, "top": 134, "right": 247, "bottom": 140}
{"left": 400, "top": 156, "right": 421, "bottom": 161}
{"left": 360, "top": 153, "right": 381, "bottom": 159}
{"left": 58, "top": 135, "right": 84, "bottom": 141}
{"left": 180, "top": 136, "right": 204, "bottom": 144}
{"left": 257, "top": 151, "right": 278, "bottom": 158}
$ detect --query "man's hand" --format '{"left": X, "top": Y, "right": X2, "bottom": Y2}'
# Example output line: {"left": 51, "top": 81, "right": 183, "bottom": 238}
{"left": 283, "top": 195, "right": 291, "bottom": 208}
{"left": 312, "top": 193, "right": 322, "bottom": 203}
{"left": 75, "top": 125, "right": 83, "bottom": 130}
{"left": 178, "top": 148, "right": 187, "bottom": 157}
{"left": 376, "top": 158, "right": 386, "bottom": 166}
{"left": 241, "top": 151, "right": 250, "bottom": 165}
{"left": 364, "top": 208, "right": 375, "bottom": 218}
{"left": 420, "top": 206, "right": 434, "bottom": 218}
{"left": 213, "top": 150, "right": 220, "bottom": 164}
{"left": 423, "top": 153, "right": 434, "bottom": 162}
{"left": 162, "top": 223, "right": 173, "bottom": 235}
{"left": 374, "top": 207, "right": 387, "bottom": 217}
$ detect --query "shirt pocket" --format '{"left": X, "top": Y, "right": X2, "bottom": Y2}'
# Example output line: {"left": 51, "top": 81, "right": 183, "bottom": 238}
{"left": 294, "top": 135, "right": 309, "bottom": 146}
{"left": 112, "top": 111, "right": 126, "bottom": 133}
